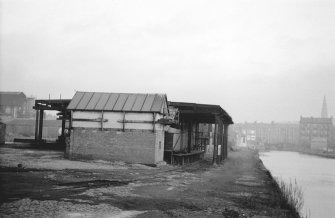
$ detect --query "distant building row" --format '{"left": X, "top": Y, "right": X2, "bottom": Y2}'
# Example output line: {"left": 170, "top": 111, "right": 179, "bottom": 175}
{"left": 232, "top": 122, "right": 300, "bottom": 148}
{"left": 232, "top": 96, "right": 335, "bottom": 151}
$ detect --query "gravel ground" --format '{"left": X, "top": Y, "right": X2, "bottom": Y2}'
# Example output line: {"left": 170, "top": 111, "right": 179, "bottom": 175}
{"left": 0, "top": 146, "right": 300, "bottom": 218}
{"left": 0, "top": 198, "right": 144, "bottom": 218}
{"left": 0, "top": 147, "right": 155, "bottom": 170}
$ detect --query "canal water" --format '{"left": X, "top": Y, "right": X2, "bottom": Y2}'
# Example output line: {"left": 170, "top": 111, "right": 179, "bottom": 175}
{"left": 260, "top": 151, "right": 335, "bottom": 218}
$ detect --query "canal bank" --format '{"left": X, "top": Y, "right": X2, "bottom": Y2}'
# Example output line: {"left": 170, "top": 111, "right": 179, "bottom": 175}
{"left": 299, "top": 149, "right": 335, "bottom": 159}
{"left": 259, "top": 147, "right": 335, "bottom": 159}
{"left": 0, "top": 146, "right": 299, "bottom": 217}
{"left": 260, "top": 150, "right": 335, "bottom": 218}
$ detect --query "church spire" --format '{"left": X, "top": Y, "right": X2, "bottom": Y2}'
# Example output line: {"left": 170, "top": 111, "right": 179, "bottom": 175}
{"left": 321, "top": 95, "right": 328, "bottom": 118}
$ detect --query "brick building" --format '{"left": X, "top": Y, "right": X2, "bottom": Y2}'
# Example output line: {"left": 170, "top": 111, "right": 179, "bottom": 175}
{"left": 0, "top": 92, "right": 35, "bottom": 119}
{"left": 299, "top": 117, "right": 333, "bottom": 150}
{"left": 66, "top": 92, "right": 169, "bottom": 164}
{"left": 299, "top": 96, "right": 334, "bottom": 151}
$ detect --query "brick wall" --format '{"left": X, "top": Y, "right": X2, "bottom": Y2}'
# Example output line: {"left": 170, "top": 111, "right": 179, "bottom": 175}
{"left": 154, "top": 130, "right": 164, "bottom": 163}
{"left": 68, "top": 128, "right": 163, "bottom": 164}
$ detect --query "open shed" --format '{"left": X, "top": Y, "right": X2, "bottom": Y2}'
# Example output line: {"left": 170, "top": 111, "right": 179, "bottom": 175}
{"left": 165, "top": 102, "right": 233, "bottom": 165}
{"left": 66, "top": 91, "right": 169, "bottom": 164}
{"left": 33, "top": 99, "right": 71, "bottom": 145}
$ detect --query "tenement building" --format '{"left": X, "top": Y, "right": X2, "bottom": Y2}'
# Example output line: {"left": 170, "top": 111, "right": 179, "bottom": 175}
{"left": 232, "top": 122, "right": 299, "bottom": 149}
{"left": 299, "top": 96, "right": 334, "bottom": 151}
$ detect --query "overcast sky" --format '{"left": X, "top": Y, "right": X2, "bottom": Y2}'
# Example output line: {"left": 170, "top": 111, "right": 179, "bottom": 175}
{"left": 0, "top": 0, "right": 334, "bottom": 123}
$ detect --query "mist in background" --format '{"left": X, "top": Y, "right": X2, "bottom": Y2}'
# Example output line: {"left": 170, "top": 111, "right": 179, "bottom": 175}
{"left": 1, "top": 0, "right": 334, "bottom": 122}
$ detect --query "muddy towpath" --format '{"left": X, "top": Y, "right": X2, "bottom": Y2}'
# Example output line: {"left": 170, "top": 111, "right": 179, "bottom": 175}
{"left": 0, "top": 146, "right": 299, "bottom": 218}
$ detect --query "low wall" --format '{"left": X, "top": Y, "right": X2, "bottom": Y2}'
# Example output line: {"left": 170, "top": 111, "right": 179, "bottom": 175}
{"left": 68, "top": 128, "right": 164, "bottom": 164}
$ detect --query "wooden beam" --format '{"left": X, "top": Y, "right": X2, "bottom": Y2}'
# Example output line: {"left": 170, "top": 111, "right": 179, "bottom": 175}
{"left": 122, "top": 112, "right": 125, "bottom": 131}
{"left": 153, "top": 112, "right": 156, "bottom": 133}
{"left": 180, "top": 127, "right": 184, "bottom": 150}
{"left": 117, "top": 120, "right": 156, "bottom": 124}
{"left": 38, "top": 110, "right": 44, "bottom": 141}
{"left": 173, "top": 134, "right": 181, "bottom": 151}
{"left": 35, "top": 110, "right": 39, "bottom": 142}
{"left": 61, "top": 114, "right": 65, "bottom": 139}
{"left": 70, "top": 111, "right": 73, "bottom": 129}
{"left": 195, "top": 122, "right": 199, "bottom": 147}
{"left": 212, "top": 123, "right": 217, "bottom": 164}
{"left": 188, "top": 122, "right": 192, "bottom": 153}
{"left": 224, "top": 124, "right": 229, "bottom": 159}
{"left": 33, "top": 105, "right": 65, "bottom": 111}
{"left": 219, "top": 121, "right": 224, "bottom": 162}
{"left": 101, "top": 111, "right": 104, "bottom": 130}
{"left": 72, "top": 118, "right": 108, "bottom": 122}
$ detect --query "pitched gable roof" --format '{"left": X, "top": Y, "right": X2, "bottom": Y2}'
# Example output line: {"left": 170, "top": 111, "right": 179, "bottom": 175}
{"left": 67, "top": 91, "right": 169, "bottom": 114}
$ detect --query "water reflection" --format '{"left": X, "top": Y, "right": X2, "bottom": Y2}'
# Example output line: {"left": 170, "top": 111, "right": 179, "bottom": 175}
{"left": 260, "top": 151, "right": 335, "bottom": 218}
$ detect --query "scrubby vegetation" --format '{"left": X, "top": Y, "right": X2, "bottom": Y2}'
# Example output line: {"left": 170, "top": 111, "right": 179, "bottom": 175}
{"left": 275, "top": 177, "right": 305, "bottom": 217}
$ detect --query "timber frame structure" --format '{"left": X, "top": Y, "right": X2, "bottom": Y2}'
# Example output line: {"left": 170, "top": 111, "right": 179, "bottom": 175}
{"left": 33, "top": 99, "right": 71, "bottom": 144}
{"left": 166, "top": 102, "right": 233, "bottom": 165}
{"left": 32, "top": 93, "right": 233, "bottom": 165}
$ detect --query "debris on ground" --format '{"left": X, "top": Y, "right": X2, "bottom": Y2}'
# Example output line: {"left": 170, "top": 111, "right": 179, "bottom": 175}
{"left": 0, "top": 146, "right": 299, "bottom": 217}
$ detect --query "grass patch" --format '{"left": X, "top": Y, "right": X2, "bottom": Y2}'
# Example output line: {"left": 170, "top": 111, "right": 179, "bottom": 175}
{"left": 275, "top": 177, "right": 305, "bottom": 217}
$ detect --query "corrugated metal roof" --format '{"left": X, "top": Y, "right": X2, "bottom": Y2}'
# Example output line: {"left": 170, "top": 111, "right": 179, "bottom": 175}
{"left": 67, "top": 92, "right": 84, "bottom": 109}
{"left": 141, "top": 94, "right": 156, "bottom": 111}
{"left": 67, "top": 92, "right": 168, "bottom": 114}
{"left": 151, "top": 95, "right": 164, "bottom": 111}
{"left": 76, "top": 92, "right": 94, "bottom": 109}
{"left": 131, "top": 94, "right": 146, "bottom": 111}
{"left": 104, "top": 93, "right": 119, "bottom": 110}
{"left": 123, "top": 94, "right": 137, "bottom": 111}
{"left": 86, "top": 93, "right": 102, "bottom": 110}
{"left": 94, "top": 93, "right": 110, "bottom": 110}
{"left": 113, "top": 93, "right": 128, "bottom": 111}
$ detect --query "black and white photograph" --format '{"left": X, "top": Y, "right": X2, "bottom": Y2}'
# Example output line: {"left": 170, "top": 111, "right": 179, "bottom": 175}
{"left": 0, "top": 0, "right": 334, "bottom": 217}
